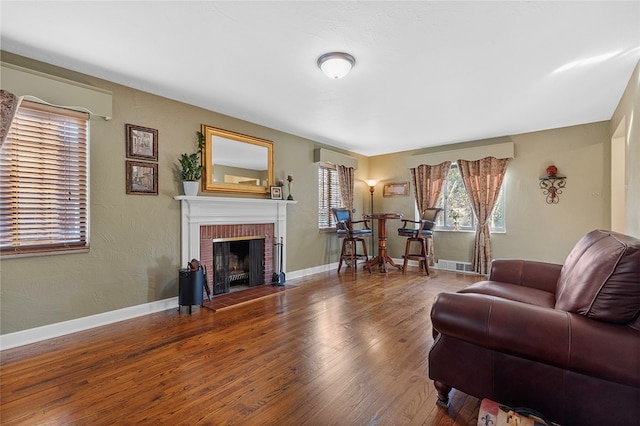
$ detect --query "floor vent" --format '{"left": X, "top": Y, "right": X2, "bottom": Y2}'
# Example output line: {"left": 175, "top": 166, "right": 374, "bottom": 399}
{"left": 436, "top": 259, "right": 473, "bottom": 273}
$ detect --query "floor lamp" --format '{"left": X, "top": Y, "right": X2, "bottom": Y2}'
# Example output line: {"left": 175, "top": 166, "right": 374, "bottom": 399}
{"left": 365, "top": 179, "right": 378, "bottom": 254}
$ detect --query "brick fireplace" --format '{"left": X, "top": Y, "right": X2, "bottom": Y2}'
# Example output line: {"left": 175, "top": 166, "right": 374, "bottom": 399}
{"left": 200, "top": 224, "right": 273, "bottom": 293}
{"left": 175, "top": 196, "right": 294, "bottom": 293}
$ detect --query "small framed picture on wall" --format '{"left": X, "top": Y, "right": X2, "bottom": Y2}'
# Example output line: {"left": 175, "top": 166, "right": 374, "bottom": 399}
{"left": 126, "top": 124, "right": 158, "bottom": 161}
{"left": 383, "top": 182, "right": 410, "bottom": 197}
{"left": 126, "top": 161, "right": 158, "bottom": 195}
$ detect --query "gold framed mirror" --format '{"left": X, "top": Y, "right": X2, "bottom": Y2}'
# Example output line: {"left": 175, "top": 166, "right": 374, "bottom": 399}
{"left": 201, "top": 125, "right": 274, "bottom": 195}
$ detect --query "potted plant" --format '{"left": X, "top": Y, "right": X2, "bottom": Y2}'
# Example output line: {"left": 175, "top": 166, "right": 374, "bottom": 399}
{"left": 179, "top": 132, "right": 204, "bottom": 196}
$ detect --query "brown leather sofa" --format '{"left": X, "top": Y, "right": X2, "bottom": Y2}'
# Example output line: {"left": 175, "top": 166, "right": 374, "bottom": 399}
{"left": 429, "top": 230, "right": 640, "bottom": 426}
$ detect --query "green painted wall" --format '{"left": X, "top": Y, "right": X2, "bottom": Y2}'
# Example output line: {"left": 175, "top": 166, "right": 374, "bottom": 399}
{"left": 1, "top": 51, "right": 637, "bottom": 336}
{"left": 0, "top": 52, "right": 369, "bottom": 334}
{"left": 369, "top": 122, "right": 611, "bottom": 266}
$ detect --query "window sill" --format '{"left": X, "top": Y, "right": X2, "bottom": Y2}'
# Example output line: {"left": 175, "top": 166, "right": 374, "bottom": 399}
{"left": 1, "top": 247, "right": 90, "bottom": 259}
{"left": 435, "top": 228, "right": 506, "bottom": 234}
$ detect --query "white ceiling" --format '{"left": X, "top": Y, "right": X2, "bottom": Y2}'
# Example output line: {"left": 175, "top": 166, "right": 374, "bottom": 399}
{"left": 1, "top": 1, "right": 639, "bottom": 156}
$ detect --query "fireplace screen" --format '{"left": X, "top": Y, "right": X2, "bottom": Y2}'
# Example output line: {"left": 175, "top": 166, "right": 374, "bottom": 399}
{"left": 212, "top": 238, "right": 264, "bottom": 294}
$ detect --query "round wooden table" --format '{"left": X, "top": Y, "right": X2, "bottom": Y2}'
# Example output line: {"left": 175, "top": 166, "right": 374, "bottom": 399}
{"left": 363, "top": 212, "right": 403, "bottom": 272}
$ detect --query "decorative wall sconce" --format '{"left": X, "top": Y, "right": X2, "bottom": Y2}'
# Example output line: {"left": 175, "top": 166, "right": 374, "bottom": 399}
{"left": 539, "top": 164, "right": 566, "bottom": 204}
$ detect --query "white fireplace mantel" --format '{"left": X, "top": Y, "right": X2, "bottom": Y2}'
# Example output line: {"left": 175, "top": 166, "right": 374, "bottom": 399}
{"left": 174, "top": 196, "right": 296, "bottom": 270}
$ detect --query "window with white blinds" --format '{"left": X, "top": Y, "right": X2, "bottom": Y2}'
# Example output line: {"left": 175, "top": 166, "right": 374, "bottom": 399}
{"left": 0, "top": 101, "right": 89, "bottom": 256}
{"left": 318, "top": 163, "right": 341, "bottom": 229}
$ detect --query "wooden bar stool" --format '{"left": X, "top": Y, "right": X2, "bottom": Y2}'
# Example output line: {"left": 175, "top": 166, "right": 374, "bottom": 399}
{"left": 397, "top": 208, "right": 443, "bottom": 275}
{"left": 332, "top": 208, "right": 372, "bottom": 275}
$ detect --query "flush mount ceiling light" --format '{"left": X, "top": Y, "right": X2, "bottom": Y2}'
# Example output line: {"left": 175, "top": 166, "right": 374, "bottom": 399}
{"left": 317, "top": 52, "right": 356, "bottom": 79}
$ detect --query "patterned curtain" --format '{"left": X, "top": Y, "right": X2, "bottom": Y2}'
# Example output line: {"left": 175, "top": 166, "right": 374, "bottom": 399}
{"left": 409, "top": 162, "right": 452, "bottom": 212}
{"left": 409, "top": 162, "right": 451, "bottom": 264}
{"left": 1, "top": 90, "right": 21, "bottom": 148}
{"left": 336, "top": 165, "right": 355, "bottom": 212}
{"left": 458, "top": 157, "right": 509, "bottom": 275}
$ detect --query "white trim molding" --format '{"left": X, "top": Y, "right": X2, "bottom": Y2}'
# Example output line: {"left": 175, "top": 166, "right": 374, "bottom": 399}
{"left": 0, "top": 297, "right": 178, "bottom": 351}
{"left": 0, "top": 265, "right": 318, "bottom": 350}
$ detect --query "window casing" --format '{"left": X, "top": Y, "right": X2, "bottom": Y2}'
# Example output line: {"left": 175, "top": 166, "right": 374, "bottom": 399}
{"left": 318, "top": 163, "right": 341, "bottom": 229}
{"left": 435, "top": 163, "right": 505, "bottom": 232}
{"left": 0, "top": 101, "right": 90, "bottom": 256}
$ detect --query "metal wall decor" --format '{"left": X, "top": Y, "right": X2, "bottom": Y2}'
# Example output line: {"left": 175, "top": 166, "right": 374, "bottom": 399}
{"left": 539, "top": 164, "right": 566, "bottom": 204}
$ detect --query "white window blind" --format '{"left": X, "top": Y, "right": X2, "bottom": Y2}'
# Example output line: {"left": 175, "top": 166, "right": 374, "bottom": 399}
{"left": 318, "top": 163, "right": 341, "bottom": 229}
{"left": 0, "top": 101, "right": 89, "bottom": 256}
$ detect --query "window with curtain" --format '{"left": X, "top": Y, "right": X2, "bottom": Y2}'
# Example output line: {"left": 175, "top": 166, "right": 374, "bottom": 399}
{"left": 0, "top": 101, "right": 90, "bottom": 256}
{"left": 318, "top": 162, "right": 341, "bottom": 229}
{"left": 435, "top": 163, "right": 505, "bottom": 231}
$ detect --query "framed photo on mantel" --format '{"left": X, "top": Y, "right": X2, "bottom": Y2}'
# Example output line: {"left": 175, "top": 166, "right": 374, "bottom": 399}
{"left": 270, "top": 186, "right": 283, "bottom": 200}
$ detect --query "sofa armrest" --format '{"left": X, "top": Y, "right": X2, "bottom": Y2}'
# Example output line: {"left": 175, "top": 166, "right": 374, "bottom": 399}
{"left": 489, "top": 259, "right": 562, "bottom": 293}
{"left": 431, "top": 292, "right": 639, "bottom": 387}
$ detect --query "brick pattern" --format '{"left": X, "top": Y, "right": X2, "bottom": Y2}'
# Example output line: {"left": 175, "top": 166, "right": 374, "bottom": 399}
{"left": 199, "top": 224, "right": 275, "bottom": 293}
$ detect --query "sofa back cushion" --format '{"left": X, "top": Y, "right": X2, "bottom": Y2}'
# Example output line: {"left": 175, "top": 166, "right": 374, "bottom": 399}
{"left": 555, "top": 230, "right": 640, "bottom": 324}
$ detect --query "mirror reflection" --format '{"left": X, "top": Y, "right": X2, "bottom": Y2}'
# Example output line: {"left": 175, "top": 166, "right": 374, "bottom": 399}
{"left": 201, "top": 125, "right": 274, "bottom": 195}
{"left": 212, "top": 136, "right": 268, "bottom": 185}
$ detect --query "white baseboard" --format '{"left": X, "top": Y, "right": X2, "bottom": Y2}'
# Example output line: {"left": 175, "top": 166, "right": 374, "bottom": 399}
{"left": 0, "top": 265, "right": 336, "bottom": 350}
{"left": 286, "top": 263, "right": 337, "bottom": 280}
{"left": 0, "top": 262, "right": 384, "bottom": 350}
{"left": 0, "top": 297, "right": 178, "bottom": 351}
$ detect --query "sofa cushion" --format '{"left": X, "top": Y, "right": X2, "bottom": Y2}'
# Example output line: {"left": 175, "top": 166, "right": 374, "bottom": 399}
{"left": 555, "top": 230, "right": 640, "bottom": 324}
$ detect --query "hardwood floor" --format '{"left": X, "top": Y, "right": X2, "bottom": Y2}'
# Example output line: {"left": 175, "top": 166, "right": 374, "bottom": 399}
{"left": 1, "top": 268, "right": 484, "bottom": 425}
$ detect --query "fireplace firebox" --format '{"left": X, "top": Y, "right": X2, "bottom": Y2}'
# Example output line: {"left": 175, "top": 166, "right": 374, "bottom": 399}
{"left": 212, "top": 237, "right": 265, "bottom": 295}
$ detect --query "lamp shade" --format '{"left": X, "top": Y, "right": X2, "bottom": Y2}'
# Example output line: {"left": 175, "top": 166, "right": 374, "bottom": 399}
{"left": 317, "top": 52, "right": 356, "bottom": 79}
